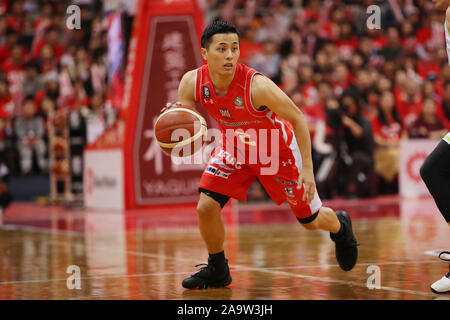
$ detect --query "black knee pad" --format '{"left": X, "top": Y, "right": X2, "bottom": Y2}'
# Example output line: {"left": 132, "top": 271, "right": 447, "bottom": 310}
{"left": 297, "top": 211, "right": 319, "bottom": 225}
{"left": 199, "top": 188, "right": 230, "bottom": 208}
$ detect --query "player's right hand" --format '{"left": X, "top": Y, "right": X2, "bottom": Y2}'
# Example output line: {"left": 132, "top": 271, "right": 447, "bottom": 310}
{"left": 160, "top": 102, "right": 182, "bottom": 114}
{"left": 161, "top": 102, "right": 198, "bottom": 114}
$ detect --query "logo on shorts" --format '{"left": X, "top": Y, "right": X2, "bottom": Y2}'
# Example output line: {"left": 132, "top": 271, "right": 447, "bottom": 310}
{"left": 285, "top": 187, "right": 295, "bottom": 198}
{"left": 218, "top": 108, "right": 232, "bottom": 119}
{"left": 216, "top": 170, "right": 229, "bottom": 179}
{"left": 282, "top": 159, "right": 293, "bottom": 167}
{"left": 287, "top": 198, "right": 297, "bottom": 206}
{"left": 211, "top": 157, "right": 236, "bottom": 172}
{"left": 275, "top": 177, "right": 297, "bottom": 185}
{"left": 206, "top": 166, "right": 217, "bottom": 175}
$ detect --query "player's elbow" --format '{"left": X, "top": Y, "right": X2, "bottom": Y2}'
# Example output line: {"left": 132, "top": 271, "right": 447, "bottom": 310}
{"left": 287, "top": 111, "right": 307, "bottom": 130}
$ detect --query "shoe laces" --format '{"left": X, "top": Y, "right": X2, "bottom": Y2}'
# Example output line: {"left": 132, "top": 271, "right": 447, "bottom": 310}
{"left": 191, "top": 263, "right": 215, "bottom": 277}
{"left": 438, "top": 251, "right": 450, "bottom": 262}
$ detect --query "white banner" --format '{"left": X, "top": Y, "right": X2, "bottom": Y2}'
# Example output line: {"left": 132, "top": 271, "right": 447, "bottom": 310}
{"left": 84, "top": 148, "right": 124, "bottom": 210}
{"left": 399, "top": 139, "right": 441, "bottom": 197}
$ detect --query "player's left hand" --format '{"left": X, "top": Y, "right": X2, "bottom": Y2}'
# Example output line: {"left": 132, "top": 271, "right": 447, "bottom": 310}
{"left": 297, "top": 167, "right": 316, "bottom": 204}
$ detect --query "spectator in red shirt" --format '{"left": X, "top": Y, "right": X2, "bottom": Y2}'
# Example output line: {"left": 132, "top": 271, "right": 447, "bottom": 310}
{"left": 408, "top": 97, "right": 447, "bottom": 139}
{"left": 278, "top": 68, "right": 299, "bottom": 96}
{"left": 34, "top": 71, "right": 60, "bottom": 113}
{"left": 299, "top": 64, "right": 317, "bottom": 104}
{"left": 238, "top": 27, "right": 263, "bottom": 66}
{"left": 395, "top": 77, "right": 423, "bottom": 127}
{"left": 331, "top": 62, "right": 351, "bottom": 96}
{"left": 0, "top": 28, "right": 18, "bottom": 62}
{"left": 399, "top": 20, "right": 419, "bottom": 55}
{"left": 37, "top": 43, "right": 58, "bottom": 74}
{"left": 6, "top": 0, "right": 25, "bottom": 35}
{"left": 32, "top": 26, "right": 64, "bottom": 61}
{"left": 34, "top": 2, "right": 53, "bottom": 35}
{"left": 438, "top": 80, "right": 450, "bottom": 129}
{"left": 0, "top": 79, "right": 12, "bottom": 116}
{"left": 1, "top": 43, "right": 24, "bottom": 73}
{"left": 335, "top": 22, "right": 358, "bottom": 60}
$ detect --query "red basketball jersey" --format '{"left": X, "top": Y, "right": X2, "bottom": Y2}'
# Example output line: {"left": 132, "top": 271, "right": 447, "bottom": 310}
{"left": 195, "top": 63, "right": 295, "bottom": 166}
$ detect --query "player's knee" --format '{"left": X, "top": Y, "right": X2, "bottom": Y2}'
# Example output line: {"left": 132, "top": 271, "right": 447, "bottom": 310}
{"left": 196, "top": 195, "right": 221, "bottom": 218}
{"left": 301, "top": 219, "right": 320, "bottom": 230}
{"left": 196, "top": 201, "right": 216, "bottom": 217}
{"left": 297, "top": 213, "right": 320, "bottom": 230}
{"left": 419, "top": 158, "right": 433, "bottom": 183}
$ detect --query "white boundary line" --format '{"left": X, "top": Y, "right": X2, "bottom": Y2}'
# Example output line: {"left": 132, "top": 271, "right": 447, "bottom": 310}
{"left": 0, "top": 225, "right": 447, "bottom": 298}
{"left": 0, "top": 246, "right": 445, "bottom": 298}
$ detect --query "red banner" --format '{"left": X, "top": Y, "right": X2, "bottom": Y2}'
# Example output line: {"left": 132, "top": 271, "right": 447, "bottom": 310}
{"left": 122, "top": 0, "right": 214, "bottom": 208}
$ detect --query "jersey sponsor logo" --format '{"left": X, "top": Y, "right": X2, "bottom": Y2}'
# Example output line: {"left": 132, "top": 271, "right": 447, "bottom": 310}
{"left": 287, "top": 198, "right": 298, "bottom": 206}
{"left": 211, "top": 157, "right": 236, "bottom": 172}
{"left": 219, "top": 119, "right": 263, "bottom": 127}
{"left": 205, "top": 165, "right": 230, "bottom": 179}
{"left": 203, "top": 86, "right": 213, "bottom": 104}
{"left": 234, "top": 96, "right": 244, "bottom": 109}
{"left": 203, "top": 86, "right": 210, "bottom": 98}
{"left": 275, "top": 177, "right": 297, "bottom": 185}
{"left": 218, "top": 108, "right": 232, "bottom": 119}
{"left": 216, "top": 149, "right": 243, "bottom": 170}
{"left": 206, "top": 165, "right": 217, "bottom": 175}
{"left": 215, "top": 170, "right": 229, "bottom": 179}
{"left": 285, "top": 187, "right": 295, "bottom": 198}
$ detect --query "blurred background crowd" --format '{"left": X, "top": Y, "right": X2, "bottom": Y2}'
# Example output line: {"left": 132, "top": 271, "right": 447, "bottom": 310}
{"left": 0, "top": 0, "right": 449, "bottom": 206}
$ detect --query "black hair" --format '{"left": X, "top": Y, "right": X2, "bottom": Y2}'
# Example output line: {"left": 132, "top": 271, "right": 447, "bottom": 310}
{"left": 340, "top": 89, "right": 361, "bottom": 114}
{"left": 377, "top": 91, "right": 402, "bottom": 128}
{"left": 444, "top": 80, "right": 450, "bottom": 89}
{"left": 201, "top": 20, "right": 239, "bottom": 50}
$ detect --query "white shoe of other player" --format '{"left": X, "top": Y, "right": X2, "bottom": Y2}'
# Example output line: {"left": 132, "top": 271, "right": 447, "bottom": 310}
{"left": 431, "top": 251, "right": 450, "bottom": 294}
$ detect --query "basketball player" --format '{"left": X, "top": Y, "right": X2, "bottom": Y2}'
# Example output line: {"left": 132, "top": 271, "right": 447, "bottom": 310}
{"left": 421, "top": 0, "right": 450, "bottom": 294}
{"left": 168, "top": 20, "right": 358, "bottom": 289}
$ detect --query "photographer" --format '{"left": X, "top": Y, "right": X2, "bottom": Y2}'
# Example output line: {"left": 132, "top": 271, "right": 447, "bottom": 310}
{"left": 339, "top": 91, "right": 376, "bottom": 198}
{"left": 316, "top": 90, "right": 375, "bottom": 198}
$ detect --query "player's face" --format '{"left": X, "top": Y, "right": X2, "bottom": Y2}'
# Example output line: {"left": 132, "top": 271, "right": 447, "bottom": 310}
{"left": 202, "top": 33, "right": 240, "bottom": 76}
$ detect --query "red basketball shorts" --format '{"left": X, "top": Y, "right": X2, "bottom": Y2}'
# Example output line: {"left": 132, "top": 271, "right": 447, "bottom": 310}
{"left": 199, "top": 138, "right": 322, "bottom": 222}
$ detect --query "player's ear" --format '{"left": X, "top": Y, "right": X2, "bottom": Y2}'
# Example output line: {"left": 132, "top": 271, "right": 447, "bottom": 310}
{"left": 201, "top": 47, "right": 208, "bottom": 61}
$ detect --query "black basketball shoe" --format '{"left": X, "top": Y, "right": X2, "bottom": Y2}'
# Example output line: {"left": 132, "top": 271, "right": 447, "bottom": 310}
{"left": 330, "top": 210, "right": 358, "bottom": 271}
{"left": 182, "top": 258, "right": 232, "bottom": 289}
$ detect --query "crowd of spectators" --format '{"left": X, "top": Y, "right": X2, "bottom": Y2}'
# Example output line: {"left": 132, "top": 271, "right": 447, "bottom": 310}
{"left": 0, "top": 0, "right": 115, "bottom": 181}
{"left": 202, "top": 0, "right": 450, "bottom": 200}
{"left": 2, "top": 0, "right": 450, "bottom": 203}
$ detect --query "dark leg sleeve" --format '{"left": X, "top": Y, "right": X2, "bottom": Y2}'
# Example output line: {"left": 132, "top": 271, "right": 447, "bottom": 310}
{"left": 420, "top": 140, "right": 450, "bottom": 222}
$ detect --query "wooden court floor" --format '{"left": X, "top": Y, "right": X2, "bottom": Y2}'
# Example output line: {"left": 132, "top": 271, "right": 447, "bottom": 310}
{"left": 0, "top": 196, "right": 448, "bottom": 300}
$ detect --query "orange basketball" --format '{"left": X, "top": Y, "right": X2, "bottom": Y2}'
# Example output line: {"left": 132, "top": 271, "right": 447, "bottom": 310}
{"left": 154, "top": 106, "right": 207, "bottom": 157}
